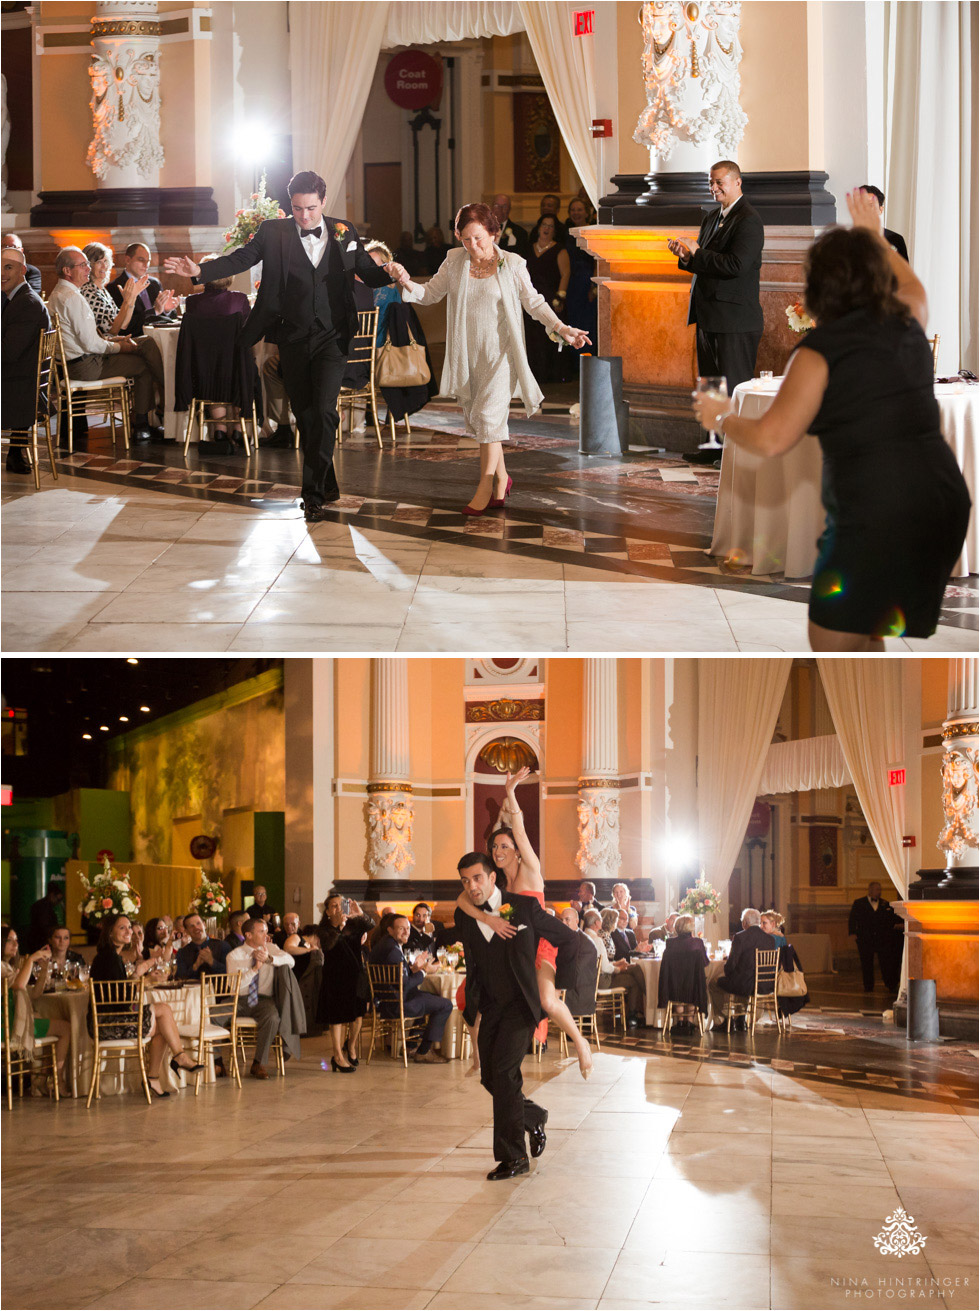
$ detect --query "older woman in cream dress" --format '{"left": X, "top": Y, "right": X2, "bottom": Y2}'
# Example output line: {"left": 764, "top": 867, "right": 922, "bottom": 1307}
{"left": 394, "top": 201, "right": 590, "bottom": 515}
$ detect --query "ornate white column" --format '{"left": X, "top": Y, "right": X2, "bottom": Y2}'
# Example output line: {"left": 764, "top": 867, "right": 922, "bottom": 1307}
{"left": 87, "top": 0, "right": 164, "bottom": 188}
{"left": 936, "top": 658, "right": 979, "bottom": 876}
{"left": 366, "top": 660, "right": 416, "bottom": 883}
{"left": 633, "top": 0, "right": 747, "bottom": 175}
{"left": 576, "top": 659, "right": 622, "bottom": 883}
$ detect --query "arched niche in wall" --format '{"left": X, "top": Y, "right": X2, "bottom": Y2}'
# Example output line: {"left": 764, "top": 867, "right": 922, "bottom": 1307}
{"left": 464, "top": 724, "right": 542, "bottom": 860}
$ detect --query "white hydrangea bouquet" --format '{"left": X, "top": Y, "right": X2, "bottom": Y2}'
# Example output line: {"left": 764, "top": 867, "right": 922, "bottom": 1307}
{"left": 80, "top": 851, "right": 142, "bottom": 922}
{"left": 785, "top": 299, "right": 815, "bottom": 334}
{"left": 188, "top": 872, "right": 232, "bottom": 922}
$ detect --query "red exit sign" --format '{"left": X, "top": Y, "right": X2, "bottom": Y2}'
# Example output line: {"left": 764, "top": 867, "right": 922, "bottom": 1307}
{"left": 888, "top": 768, "right": 906, "bottom": 786}
{"left": 574, "top": 10, "right": 594, "bottom": 35}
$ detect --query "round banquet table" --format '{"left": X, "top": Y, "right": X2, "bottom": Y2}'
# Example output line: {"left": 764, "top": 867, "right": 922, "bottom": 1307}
{"left": 418, "top": 970, "right": 467, "bottom": 1059}
{"left": 35, "top": 983, "right": 210, "bottom": 1099}
{"left": 634, "top": 955, "right": 727, "bottom": 1029}
{"left": 710, "top": 378, "right": 979, "bottom": 579}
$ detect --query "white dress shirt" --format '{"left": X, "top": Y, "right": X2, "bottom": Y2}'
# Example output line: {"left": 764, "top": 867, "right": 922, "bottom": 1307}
{"left": 47, "top": 280, "right": 120, "bottom": 360}
{"left": 226, "top": 941, "right": 294, "bottom": 997}
{"left": 719, "top": 194, "right": 742, "bottom": 222}
{"left": 296, "top": 220, "right": 328, "bottom": 269}
{"left": 475, "top": 887, "right": 503, "bottom": 943}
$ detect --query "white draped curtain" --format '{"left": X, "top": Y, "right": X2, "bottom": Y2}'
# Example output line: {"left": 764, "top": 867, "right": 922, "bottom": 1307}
{"left": 816, "top": 660, "right": 908, "bottom": 900}
{"left": 758, "top": 735, "right": 851, "bottom": 797}
{"left": 520, "top": 2, "right": 598, "bottom": 206}
{"left": 383, "top": 2, "right": 523, "bottom": 46}
{"left": 289, "top": 2, "right": 392, "bottom": 215}
{"left": 883, "top": 1, "right": 979, "bottom": 373}
{"left": 696, "top": 659, "right": 792, "bottom": 893}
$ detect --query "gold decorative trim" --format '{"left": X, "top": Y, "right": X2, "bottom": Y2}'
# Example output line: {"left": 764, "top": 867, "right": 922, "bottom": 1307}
{"left": 466, "top": 697, "right": 545, "bottom": 723}
{"left": 578, "top": 777, "right": 623, "bottom": 790}
{"left": 943, "top": 721, "right": 979, "bottom": 741}
{"left": 366, "top": 781, "right": 413, "bottom": 794}
{"left": 91, "top": 19, "right": 163, "bottom": 37}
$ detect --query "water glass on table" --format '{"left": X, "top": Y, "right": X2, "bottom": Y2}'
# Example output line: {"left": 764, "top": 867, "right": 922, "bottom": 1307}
{"left": 695, "top": 376, "right": 728, "bottom": 450}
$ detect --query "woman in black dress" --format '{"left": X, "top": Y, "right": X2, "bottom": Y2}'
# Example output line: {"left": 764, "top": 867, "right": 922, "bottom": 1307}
{"left": 525, "top": 215, "right": 571, "bottom": 384}
{"left": 657, "top": 915, "right": 709, "bottom": 1035}
{"left": 317, "top": 892, "right": 374, "bottom": 1074}
{"left": 693, "top": 189, "right": 971, "bottom": 651}
{"left": 175, "top": 257, "right": 257, "bottom": 449}
{"left": 563, "top": 198, "right": 598, "bottom": 381}
{"left": 89, "top": 914, "right": 204, "bottom": 1098}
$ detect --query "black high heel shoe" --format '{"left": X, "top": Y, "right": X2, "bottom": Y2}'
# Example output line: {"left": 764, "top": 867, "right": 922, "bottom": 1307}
{"left": 345, "top": 1046, "right": 359, "bottom": 1068}
{"left": 171, "top": 1056, "right": 206, "bottom": 1077}
{"left": 148, "top": 1078, "right": 170, "bottom": 1099}
{"left": 331, "top": 1056, "right": 355, "bottom": 1074}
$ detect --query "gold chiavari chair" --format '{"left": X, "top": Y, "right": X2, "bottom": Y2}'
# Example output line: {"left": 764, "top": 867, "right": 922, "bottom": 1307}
{"left": 1, "top": 324, "right": 60, "bottom": 490}
{"left": 195, "top": 972, "right": 243, "bottom": 1091}
{"left": 2, "top": 977, "right": 61, "bottom": 1109}
{"left": 559, "top": 954, "right": 603, "bottom": 1057}
{"left": 365, "top": 963, "right": 428, "bottom": 1067}
{"left": 50, "top": 315, "right": 133, "bottom": 454}
{"left": 595, "top": 960, "right": 629, "bottom": 1036}
{"left": 720, "top": 948, "right": 783, "bottom": 1036}
{"left": 929, "top": 334, "right": 941, "bottom": 374}
{"left": 235, "top": 999, "right": 286, "bottom": 1077}
{"left": 334, "top": 308, "right": 393, "bottom": 449}
{"left": 86, "top": 976, "right": 152, "bottom": 1107}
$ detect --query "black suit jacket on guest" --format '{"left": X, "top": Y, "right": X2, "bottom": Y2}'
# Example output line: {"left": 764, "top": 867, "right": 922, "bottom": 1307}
{"left": 2, "top": 285, "right": 50, "bottom": 429}
{"left": 722, "top": 925, "right": 776, "bottom": 996}
{"left": 107, "top": 272, "right": 170, "bottom": 338}
{"left": 196, "top": 217, "right": 392, "bottom": 352}
{"left": 24, "top": 264, "right": 42, "bottom": 295}
{"left": 610, "top": 928, "right": 633, "bottom": 962}
{"left": 848, "top": 896, "right": 901, "bottom": 946}
{"left": 884, "top": 227, "right": 909, "bottom": 262}
{"left": 683, "top": 197, "right": 765, "bottom": 334}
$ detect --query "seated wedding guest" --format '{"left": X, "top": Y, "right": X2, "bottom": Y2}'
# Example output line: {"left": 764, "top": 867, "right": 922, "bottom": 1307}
{"left": 276, "top": 913, "right": 319, "bottom": 974}
{"left": 367, "top": 911, "right": 398, "bottom": 955}
{"left": 44, "top": 926, "right": 85, "bottom": 970}
{"left": 658, "top": 914, "right": 709, "bottom": 1035}
{"left": 570, "top": 880, "right": 604, "bottom": 919}
{"left": 2, "top": 247, "right": 50, "bottom": 474}
{"left": 175, "top": 253, "right": 256, "bottom": 449}
{"left": 1, "top": 928, "right": 71, "bottom": 1096}
{"left": 692, "top": 188, "right": 971, "bottom": 652}
{"left": 610, "top": 883, "right": 632, "bottom": 917}
{"left": 626, "top": 907, "right": 652, "bottom": 954}
{"left": 858, "top": 185, "right": 908, "bottom": 261}
{"left": 591, "top": 910, "right": 646, "bottom": 1027}
{"left": 171, "top": 916, "right": 188, "bottom": 951}
{"left": 760, "top": 911, "right": 787, "bottom": 947}
{"left": 107, "top": 241, "right": 178, "bottom": 337}
{"left": 611, "top": 909, "right": 634, "bottom": 962}
{"left": 175, "top": 912, "right": 230, "bottom": 979}
{"left": 226, "top": 917, "right": 300, "bottom": 1079}
{"left": 81, "top": 243, "right": 151, "bottom": 340}
{"left": 368, "top": 915, "right": 452, "bottom": 1063}
{"left": 47, "top": 247, "right": 161, "bottom": 443}
{"left": 422, "top": 226, "right": 451, "bottom": 275}
{"left": 708, "top": 908, "right": 774, "bottom": 1031}
{"left": 246, "top": 886, "right": 277, "bottom": 923}
{"left": 560, "top": 906, "right": 582, "bottom": 932}
{"left": 649, "top": 912, "right": 679, "bottom": 944}
{"left": 89, "top": 915, "right": 205, "bottom": 1097}
{"left": 317, "top": 892, "right": 375, "bottom": 1073}
{"left": 225, "top": 910, "right": 248, "bottom": 948}
{"left": 364, "top": 241, "right": 401, "bottom": 344}
{"left": 142, "top": 916, "right": 176, "bottom": 964}
{"left": 406, "top": 902, "right": 435, "bottom": 954}
{"left": 27, "top": 883, "right": 64, "bottom": 952}
{"left": 1, "top": 233, "right": 41, "bottom": 294}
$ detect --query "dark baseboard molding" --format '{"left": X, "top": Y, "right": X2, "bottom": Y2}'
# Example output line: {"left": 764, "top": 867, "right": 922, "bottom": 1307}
{"left": 31, "top": 186, "right": 219, "bottom": 227}
{"left": 909, "top": 866, "right": 979, "bottom": 900}
{"left": 333, "top": 878, "right": 658, "bottom": 905}
{"left": 598, "top": 170, "right": 837, "bottom": 228}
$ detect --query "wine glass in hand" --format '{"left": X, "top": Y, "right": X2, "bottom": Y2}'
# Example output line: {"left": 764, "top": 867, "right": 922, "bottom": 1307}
{"left": 694, "top": 376, "right": 729, "bottom": 451}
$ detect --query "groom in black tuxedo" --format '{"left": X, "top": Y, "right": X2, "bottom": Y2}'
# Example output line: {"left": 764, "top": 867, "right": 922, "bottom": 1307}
{"left": 166, "top": 170, "right": 405, "bottom": 522}
{"left": 668, "top": 160, "right": 765, "bottom": 464}
{"left": 454, "top": 853, "right": 590, "bottom": 1181}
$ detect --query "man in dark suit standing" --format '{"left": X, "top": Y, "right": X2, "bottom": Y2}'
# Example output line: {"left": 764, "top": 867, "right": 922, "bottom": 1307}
{"left": 1, "top": 234, "right": 41, "bottom": 296}
{"left": 492, "top": 194, "right": 530, "bottom": 258}
{"left": 668, "top": 160, "right": 765, "bottom": 464}
{"left": 166, "top": 170, "right": 403, "bottom": 522}
{"left": 708, "top": 908, "right": 774, "bottom": 1030}
{"left": 2, "top": 248, "right": 50, "bottom": 474}
{"left": 848, "top": 881, "right": 902, "bottom": 992}
{"left": 454, "top": 852, "right": 590, "bottom": 1180}
{"left": 858, "top": 186, "right": 909, "bottom": 261}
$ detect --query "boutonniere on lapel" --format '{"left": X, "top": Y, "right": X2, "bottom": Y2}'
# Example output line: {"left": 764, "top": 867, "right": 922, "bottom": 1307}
{"left": 332, "top": 221, "right": 349, "bottom": 242}
{"left": 497, "top": 256, "right": 505, "bottom": 271}
{"left": 333, "top": 221, "right": 359, "bottom": 253}
{"left": 498, "top": 904, "right": 514, "bottom": 923}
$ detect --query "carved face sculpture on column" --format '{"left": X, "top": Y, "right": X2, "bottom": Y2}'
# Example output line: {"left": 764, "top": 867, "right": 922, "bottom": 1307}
{"left": 937, "top": 742, "right": 979, "bottom": 866}
{"left": 86, "top": 1, "right": 164, "bottom": 186}
{"left": 576, "top": 789, "right": 622, "bottom": 882}
{"left": 633, "top": 0, "right": 747, "bottom": 169}
{"left": 366, "top": 792, "right": 417, "bottom": 880}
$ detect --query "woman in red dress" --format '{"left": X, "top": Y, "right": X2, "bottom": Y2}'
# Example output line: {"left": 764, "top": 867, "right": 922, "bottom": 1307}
{"left": 454, "top": 767, "right": 593, "bottom": 1079}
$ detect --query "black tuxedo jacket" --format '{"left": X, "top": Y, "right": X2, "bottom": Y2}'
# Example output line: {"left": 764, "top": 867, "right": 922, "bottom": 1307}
{"left": 682, "top": 197, "right": 764, "bottom": 334}
{"left": 884, "top": 227, "right": 909, "bottom": 262}
{"left": 107, "top": 271, "right": 170, "bottom": 338}
{"left": 195, "top": 217, "right": 391, "bottom": 352}
{"left": 454, "top": 894, "right": 586, "bottom": 1028}
{"left": 722, "top": 924, "right": 776, "bottom": 995}
{"left": 848, "top": 896, "right": 901, "bottom": 946}
{"left": 498, "top": 219, "right": 530, "bottom": 258}
{"left": 1, "top": 285, "right": 50, "bottom": 428}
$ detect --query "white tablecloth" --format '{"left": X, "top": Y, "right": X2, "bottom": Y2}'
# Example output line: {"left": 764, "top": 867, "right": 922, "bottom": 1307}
{"left": 634, "top": 956, "right": 727, "bottom": 1028}
{"left": 419, "top": 970, "right": 466, "bottom": 1060}
{"left": 142, "top": 325, "right": 183, "bottom": 441}
{"left": 710, "top": 379, "right": 979, "bottom": 578}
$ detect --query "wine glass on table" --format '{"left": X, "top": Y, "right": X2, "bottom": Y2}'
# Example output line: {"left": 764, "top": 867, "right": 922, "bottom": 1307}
{"left": 694, "top": 376, "right": 728, "bottom": 451}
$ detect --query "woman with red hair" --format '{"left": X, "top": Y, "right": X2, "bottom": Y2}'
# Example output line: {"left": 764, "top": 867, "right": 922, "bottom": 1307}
{"left": 394, "top": 201, "right": 590, "bottom": 514}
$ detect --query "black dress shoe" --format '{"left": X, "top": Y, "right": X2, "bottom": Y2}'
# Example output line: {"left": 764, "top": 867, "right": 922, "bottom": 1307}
{"left": 259, "top": 428, "right": 295, "bottom": 449}
{"left": 682, "top": 448, "right": 723, "bottom": 465}
{"left": 5, "top": 448, "right": 32, "bottom": 474}
{"left": 487, "top": 1157, "right": 529, "bottom": 1181}
{"left": 528, "top": 1124, "right": 547, "bottom": 1158}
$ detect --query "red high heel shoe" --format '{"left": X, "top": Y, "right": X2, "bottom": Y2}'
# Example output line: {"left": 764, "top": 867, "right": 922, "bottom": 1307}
{"left": 461, "top": 503, "right": 487, "bottom": 517}
{"left": 488, "top": 476, "right": 513, "bottom": 508}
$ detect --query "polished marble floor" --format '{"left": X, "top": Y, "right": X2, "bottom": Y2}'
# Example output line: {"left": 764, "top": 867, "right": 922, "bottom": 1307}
{"left": 2, "top": 1016, "right": 977, "bottom": 1311}
{"left": 4, "top": 458, "right": 975, "bottom": 653}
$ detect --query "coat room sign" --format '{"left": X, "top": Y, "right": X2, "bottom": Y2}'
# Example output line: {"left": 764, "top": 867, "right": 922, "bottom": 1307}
{"left": 384, "top": 51, "right": 443, "bottom": 110}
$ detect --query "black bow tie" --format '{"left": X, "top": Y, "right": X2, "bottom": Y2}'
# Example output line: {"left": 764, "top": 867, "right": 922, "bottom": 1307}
{"left": 301, "top": 226, "right": 322, "bottom": 239}
{"left": 480, "top": 901, "right": 494, "bottom": 913}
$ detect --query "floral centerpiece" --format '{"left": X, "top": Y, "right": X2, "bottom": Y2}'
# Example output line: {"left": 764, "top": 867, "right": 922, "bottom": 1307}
{"left": 678, "top": 879, "right": 722, "bottom": 917}
{"left": 188, "top": 872, "right": 232, "bottom": 923}
{"left": 785, "top": 300, "right": 815, "bottom": 334}
{"left": 222, "top": 171, "right": 285, "bottom": 253}
{"left": 79, "top": 853, "right": 141, "bottom": 924}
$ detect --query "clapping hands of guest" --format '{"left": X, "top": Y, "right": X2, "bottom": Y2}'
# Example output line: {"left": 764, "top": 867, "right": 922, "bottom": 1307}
{"left": 667, "top": 237, "right": 697, "bottom": 261}
{"left": 155, "top": 288, "right": 179, "bottom": 315}
{"left": 194, "top": 946, "right": 214, "bottom": 970}
{"left": 121, "top": 275, "right": 150, "bottom": 305}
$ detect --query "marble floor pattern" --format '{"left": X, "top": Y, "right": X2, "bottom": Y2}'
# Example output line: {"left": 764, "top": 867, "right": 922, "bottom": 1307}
{"left": 3, "top": 471, "right": 975, "bottom": 653}
{"left": 1, "top": 1023, "right": 976, "bottom": 1311}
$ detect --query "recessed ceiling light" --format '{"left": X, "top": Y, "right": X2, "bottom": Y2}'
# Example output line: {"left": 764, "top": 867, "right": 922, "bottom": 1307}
{"left": 99, "top": 725, "right": 109, "bottom": 732}
{"left": 119, "top": 716, "right": 129, "bottom": 723}
{"left": 127, "top": 658, "right": 139, "bottom": 665}
{"left": 140, "top": 706, "right": 150, "bottom": 713}
{"left": 82, "top": 733, "right": 92, "bottom": 741}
